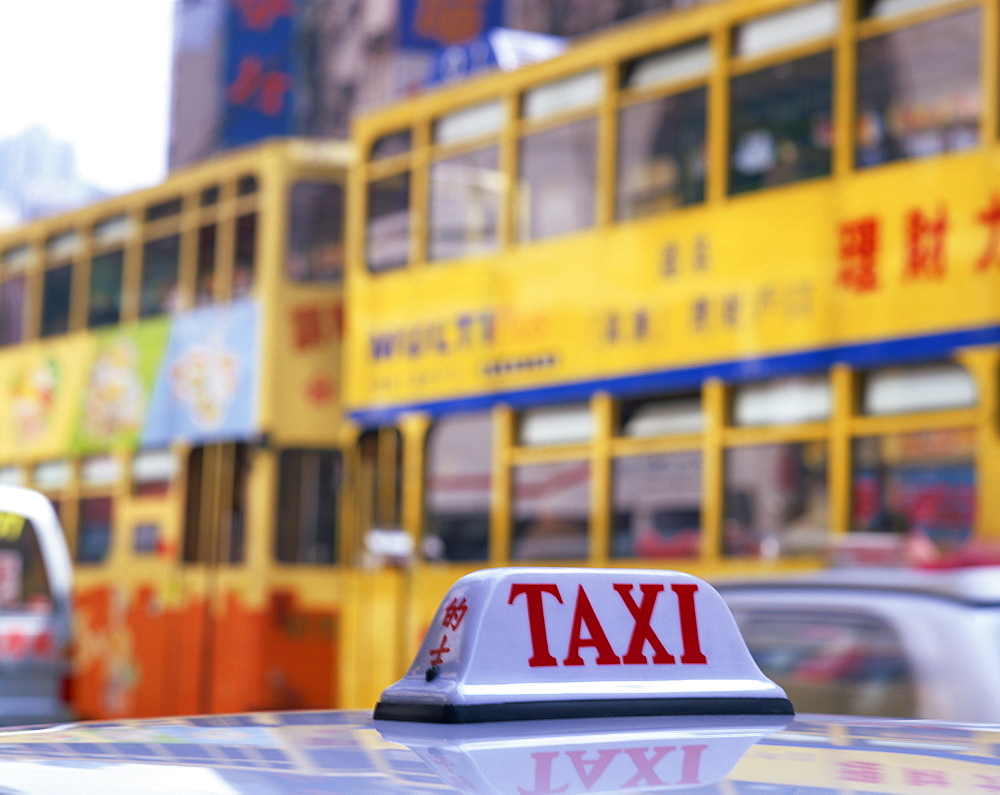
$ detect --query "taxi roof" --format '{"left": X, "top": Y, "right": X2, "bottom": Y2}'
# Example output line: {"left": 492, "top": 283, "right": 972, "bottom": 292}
{"left": 0, "top": 709, "right": 996, "bottom": 793}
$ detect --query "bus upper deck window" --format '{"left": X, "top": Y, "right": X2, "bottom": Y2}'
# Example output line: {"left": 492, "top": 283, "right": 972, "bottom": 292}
{"left": 0, "top": 246, "right": 31, "bottom": 347}
{"left": 40, "top": 262, "right": 72, "bottom": 338}
{"left": 288, "top": 182, "right": 344, "bottom": 281}
{"left": 197, "top": 225, "right": 217, "bottom": 305}
{"left": 371, "top": 130, "right": 411, "bottom": 160}
{"left": 729, "top": 51, "right": 833, "bottom": 195}
{"left": 237, "top": 175, "right": 258, "bottom": 196}
{"left": 234, "top": 213, "right": 257, "bottom": 297}
{"left": 200, "top": 185, "right": 220, "bottom": 206}
{"left": 729, "top": 2, "right": 836, "bottom": 196}
{"left": 617, "top": 42, "right": 709, "bottom": 221}
{"left": 145, "top": 197, "right": 182, "bottom": 222}
{"left": 93, "top": 215, "right": 133, "bottom": 247}
{"left": 366, "top": 172, "right": 411, "bottom": 273}
{"left": 88, "top": 249, "right": 124, "bottom": 327}
{"left": 429, "top": 101, "right": 504, "bottom": 262}
{"left": 42, "top": 231, "right": 78, "bottom": 338}
{"left": 429, "top": 147, "right": 501, "bottom": 261}
{"left": 140, "top": 235, "right": 181, "bottom": 317}
{"left": 518, "top": 71, "right": 601, "bottom": 242}
{"left": 856, "top": 9, "right": 979, "bottom": 169}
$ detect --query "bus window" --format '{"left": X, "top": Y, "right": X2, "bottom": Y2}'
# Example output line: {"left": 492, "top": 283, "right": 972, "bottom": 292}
{"left": 145, "top": 197, "right": 182, "bottom": 221}
{"left": 429, "top": 146, "right": 501, "bottom": 261}
{"left": 0, "top": 274, "right": 26, "bottom": 346}
{"left": 358, "top": 428, "right": 402, "bottom": 534}
{"left": 518, "top": 118, "right": 597, "bottom": 241}
{"left": 518, "top": 71, "right": 600, "bottom": 241}
{"left": 862, "top": 362, "right": 975, "bottom": 415}
{"left": 366, "top": 172, "right": 411, "bottom": 273}
{"left": 733, "top": 375, "right": 831, "bottom": 426}
{"left": 234, "top": 213, "right": 257, "bottom": 297}
{"left": 275, "top": 449, "right": 341, "bottom": 564}
{"left": 724, "top": 441, "right": 828, "bottom": 558}
{"left": 612, "top": 451, "right": 702, "bottom": 559}
{"left": 1, "top": 245, "right": 31, "bottom": 346}
{"left": 518, "top": 403, "right": 593, "bottom": 446}
{"left": 41, "top": 263, "right": 72, "bottom": 338}
{"left": 856, "top": 10, "right": 980, "bottom": 168}
{"left": 288, "top": 182, "right": 344, "bottom": 282}
{"left": 619, "top": 394, "right": 703, "bottom": 436}
{"left": 132, "top": 449, "right": 177, "bottom": 497}
{"left": 617, "top": 88, "right": 707, "bottom": 219}
{"left": 512, "top": 460, "right": 590, "bottom": 560}
{"left": 183, "top": 444, "right": 249, "bottom": 565}
{"left": 852, "top": 430, "right": 974, "bottom": 549}
{"left": 0, "top": 513, "right": 52, "bottom": 610}
{"left": 140, "top": 235, "right": 180, "bottom": 317}
{"left": 77, "top": 496, "right": 113, "bottom": 564}
{"left": 196, "top": 225, "right": 217, "bottom": 305}
{"left": 424, "top": 412, "right": 491, "bottom": 562}
{"left": 617, "top": 41, "right": 710, "bottom": 220}
{"left": 729, "top": 51, "right": 834, "bottom": 195}
{"left": 88, "top": 249, "right": 124, "bottom": 327}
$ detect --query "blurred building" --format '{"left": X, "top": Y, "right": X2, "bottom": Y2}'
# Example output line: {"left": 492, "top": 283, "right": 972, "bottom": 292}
{"left": 0, "top": 126, "right": 106, "bottom": 228}
{"left": 168, "top": 0, "right": 685, "bottom": 171}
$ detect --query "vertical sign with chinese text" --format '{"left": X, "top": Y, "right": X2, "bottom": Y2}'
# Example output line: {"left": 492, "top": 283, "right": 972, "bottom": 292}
{"left": 222, "top": 0, "right": 297, "bottom": 149}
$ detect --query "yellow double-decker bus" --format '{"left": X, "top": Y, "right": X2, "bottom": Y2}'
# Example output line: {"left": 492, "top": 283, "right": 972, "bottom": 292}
{"left": 344, "top": 0, "right": 1000, "bottom": 703}
{"left": 0, "top": 139, "right": 351, "bottom": 719}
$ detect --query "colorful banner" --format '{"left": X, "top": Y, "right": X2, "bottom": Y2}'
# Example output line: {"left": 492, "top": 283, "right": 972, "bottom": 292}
{"left": 142, "top": 300, "right": 260, "bottom": 448}
{"left": 72, "top": 318, "right": 171, "bottom": 455}
{"left": 0, "top": 336, "right": 93, "bottom": 462}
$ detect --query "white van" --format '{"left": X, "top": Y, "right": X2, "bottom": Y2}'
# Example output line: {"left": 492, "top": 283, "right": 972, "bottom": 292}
{"left": 0, "top": 485, "right": 73, "bottom": 726}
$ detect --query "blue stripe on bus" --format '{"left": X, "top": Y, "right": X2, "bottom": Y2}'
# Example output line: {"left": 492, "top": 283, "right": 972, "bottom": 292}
{"left": 348, "top": 324, "right": 1000, "bottom": 427}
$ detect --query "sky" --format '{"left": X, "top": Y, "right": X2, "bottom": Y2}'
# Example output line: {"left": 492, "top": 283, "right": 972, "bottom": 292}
{"left": 0, "top": 0, "right": 176, "bottom": 195}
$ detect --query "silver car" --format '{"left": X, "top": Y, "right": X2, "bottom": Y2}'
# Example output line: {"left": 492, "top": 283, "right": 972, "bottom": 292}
{"left": 0, "top": 486, "right": 73, "bottom": 726}
{"left": 716, "top": 565, "right": 1000, "bottom": 722}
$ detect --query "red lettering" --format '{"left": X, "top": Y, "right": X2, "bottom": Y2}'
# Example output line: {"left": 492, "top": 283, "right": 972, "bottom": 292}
{"left": 565, "top": 749, "right": 619, "bottom": 788}
{"left": 614, "top": 583, "right": 674, "bottom": 664}
{"left": 518, "top": 751, "right": 568, "bottom": 795}
{"left": 672, "top": 583, "right": 707, "bottom": 664}
{"left": 509, "top": 583, "right": 562, "bottom": 667}
{"left": 678, "top": 744, "right": 707, "bottom": 786}
{"left": 563, "top": 586, "right": 621, "bottom": 666}
{"left": 623, "top": 746, "right": 674, "bottom": 787}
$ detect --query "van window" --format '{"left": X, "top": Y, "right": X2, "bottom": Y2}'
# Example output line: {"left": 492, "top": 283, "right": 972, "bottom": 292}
{"left": 0, "top": 512, "right": 52, "bottom": 610}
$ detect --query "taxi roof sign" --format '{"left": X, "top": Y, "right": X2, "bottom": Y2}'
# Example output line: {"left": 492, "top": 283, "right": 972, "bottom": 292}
{"left": 374, "top": 568, "right": 793, "bottom": 723}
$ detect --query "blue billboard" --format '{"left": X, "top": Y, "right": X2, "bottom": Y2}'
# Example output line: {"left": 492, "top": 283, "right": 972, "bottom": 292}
{"left": 222, "top": 0, "right": 297, "bottom": 149}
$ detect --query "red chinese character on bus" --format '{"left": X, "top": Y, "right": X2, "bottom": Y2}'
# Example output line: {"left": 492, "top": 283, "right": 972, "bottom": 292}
{"left": 292, "top": 301, "right": 343, "bottom": 350}
{"left": 415, "top": 0, "right": 488, "bottom": 45}
{"left": 235, "top": 0, "right": 294, "bottom": 31}
{"left": 838, "top": 216, "right": 879, "bottom": 292}
{"left": 904, "top": 206, "right": 947, "bottom": 278}
{"left": 976, "top": 192, "right": 1000, "bottom": 271}
{"left": 442, "top": 597, "right": 468, "bottom": 631}
{"left": 228, "top": 54, "right": 290, "bottom": 116}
